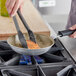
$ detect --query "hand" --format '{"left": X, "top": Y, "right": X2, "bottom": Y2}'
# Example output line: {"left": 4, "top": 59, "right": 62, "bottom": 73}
{"left": 6, "top": 0, "right": 24, "bottom": 17}
{"left": 69, "top": 24, "right": 76, "bottom": 38}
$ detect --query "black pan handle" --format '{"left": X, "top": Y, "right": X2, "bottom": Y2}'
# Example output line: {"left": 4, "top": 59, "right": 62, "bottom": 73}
{"left": 58, "top": 29, "right": 76, "bottom": 37}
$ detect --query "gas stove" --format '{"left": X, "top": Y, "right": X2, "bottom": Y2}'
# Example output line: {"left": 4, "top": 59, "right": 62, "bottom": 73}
{"left": 0, "top": 38, "right": 75, "bottom": 76}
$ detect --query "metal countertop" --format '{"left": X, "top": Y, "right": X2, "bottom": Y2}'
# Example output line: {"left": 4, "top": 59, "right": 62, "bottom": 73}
{"left": 48, "top": 23, "right": 76, "bottom": 62}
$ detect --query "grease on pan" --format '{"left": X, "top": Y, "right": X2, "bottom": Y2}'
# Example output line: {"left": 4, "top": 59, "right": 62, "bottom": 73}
{"left": 10, "top": 34, "right": 53, "bottom": 49}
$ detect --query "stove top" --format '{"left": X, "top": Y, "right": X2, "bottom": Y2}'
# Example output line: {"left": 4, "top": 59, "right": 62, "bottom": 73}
{"left": 0, "top": 38, "right": 75, "bottom": 76}
{"left": 57, "top": 65, "right": 76, "bottom": 76}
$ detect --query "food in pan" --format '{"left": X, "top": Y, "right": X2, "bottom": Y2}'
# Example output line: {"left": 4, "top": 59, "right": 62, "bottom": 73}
{"left": 7, "top": 34, "right": 54, "bottom": 55}
{"left": 15, "top": 35, "right": 40, "bottom": 49}
{"left": 26, "top": 40, "right": 40, "bottom": 49}
{"left": 14, "top": 34, "right": 53, "bottom": 49}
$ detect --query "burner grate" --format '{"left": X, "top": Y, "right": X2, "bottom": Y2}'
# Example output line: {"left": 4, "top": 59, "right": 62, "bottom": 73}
{"left": 0, "top": 39, "right": 74, "bottom": 65}
{"left": 0, "top": 38, "right": 74, "bottom": 76}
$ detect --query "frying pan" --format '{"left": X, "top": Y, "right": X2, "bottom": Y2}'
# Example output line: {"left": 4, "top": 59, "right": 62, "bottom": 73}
{"left": 7, "top": 33, "right": 54, "bottom": 55}
{"left": 7, "top": 29, "right": 76, "bottom": 56}
{"left": 7, "top": 9, "right": 76, "bottom": 56}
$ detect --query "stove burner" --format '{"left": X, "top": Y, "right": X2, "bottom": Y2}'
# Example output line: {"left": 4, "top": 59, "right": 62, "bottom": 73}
{"left": 19, "top": 55, "right": 45, "bottom": 65}
{"left": 0, "top": 38, "right": 74, "bottom": 76}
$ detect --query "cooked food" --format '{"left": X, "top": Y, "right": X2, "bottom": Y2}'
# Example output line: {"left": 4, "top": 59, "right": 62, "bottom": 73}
{"left": 26, "top": 40, "right": 40, "bottom": 49}
{"left": 15, "top": 35, "right": 40, "bottom": 49}
{"left": 14, "top": 34, "right": 53, "bottom": 49}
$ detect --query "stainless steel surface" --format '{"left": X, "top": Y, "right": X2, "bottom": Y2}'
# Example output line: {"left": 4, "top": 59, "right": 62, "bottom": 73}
{"left": 49, "top": 23, "right": 76, "bottom": 61}
{"left": 59, "top": 37, "right": 76, "bottom": 61}
{"left": 7, "top": 34, "right": 54, "bottom": 56}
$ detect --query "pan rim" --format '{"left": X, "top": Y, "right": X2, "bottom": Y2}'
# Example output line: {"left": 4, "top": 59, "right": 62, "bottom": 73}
{"left": 7, "top": 33, "right": 54, "bottom": 50}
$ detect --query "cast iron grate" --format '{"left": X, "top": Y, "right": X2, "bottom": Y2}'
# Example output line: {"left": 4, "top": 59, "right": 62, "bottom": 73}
{"left": 57, "top": 65, "right": 76, "bottom": 76}
{"left": 0, "top": 38, "right": 74, "bottom": 76}
{"left": 0, "top": 39, "right": 73, "bottom": 65}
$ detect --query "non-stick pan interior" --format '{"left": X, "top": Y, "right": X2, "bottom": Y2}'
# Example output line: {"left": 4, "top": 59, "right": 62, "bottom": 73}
{"left": 7, "top": 33, "right": 54, "bottom": 49}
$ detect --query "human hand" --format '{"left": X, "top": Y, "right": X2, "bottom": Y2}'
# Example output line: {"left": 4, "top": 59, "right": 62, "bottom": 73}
{"left": 6, "top": 0, "right": 24, "bottom": 17}
{"left": 69, "top": 24, "right": 76, "bottom": 38}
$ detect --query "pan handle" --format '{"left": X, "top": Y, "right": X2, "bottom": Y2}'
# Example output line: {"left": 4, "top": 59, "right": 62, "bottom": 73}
{"left": 58, "top": 29, "right": 76, "bottom": 37}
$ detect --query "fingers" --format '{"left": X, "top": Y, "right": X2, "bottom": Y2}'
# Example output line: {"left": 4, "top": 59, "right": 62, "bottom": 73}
{"left": 6, "top": 0, "right": 16, "bottom": 15}
{"left": 6, "top": 0, "right": 24, "bottom": 17}
{"left": 69, "top": 32, "right": 76, "bottom": 38}
{"left": 69, "top": 24, "right": 76, "bottom": 38}
{"left": 6, "top": 0, "right": 10, "bottom": 8}
{"left": 10, "top": 0, "right": 20, "bottom": 17}
{"left": 69, "top": 24, "right": 76, "bottom": 30}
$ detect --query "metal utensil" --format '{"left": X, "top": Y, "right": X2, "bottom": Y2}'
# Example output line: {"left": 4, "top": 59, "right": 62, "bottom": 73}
{"left": 13, "top": 16, "right": 28, "bottom": 48}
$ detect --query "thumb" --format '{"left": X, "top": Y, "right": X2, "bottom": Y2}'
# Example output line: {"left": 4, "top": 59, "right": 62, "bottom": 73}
{"left": 69, "top": 24, "right": 76, "bottom": 30}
